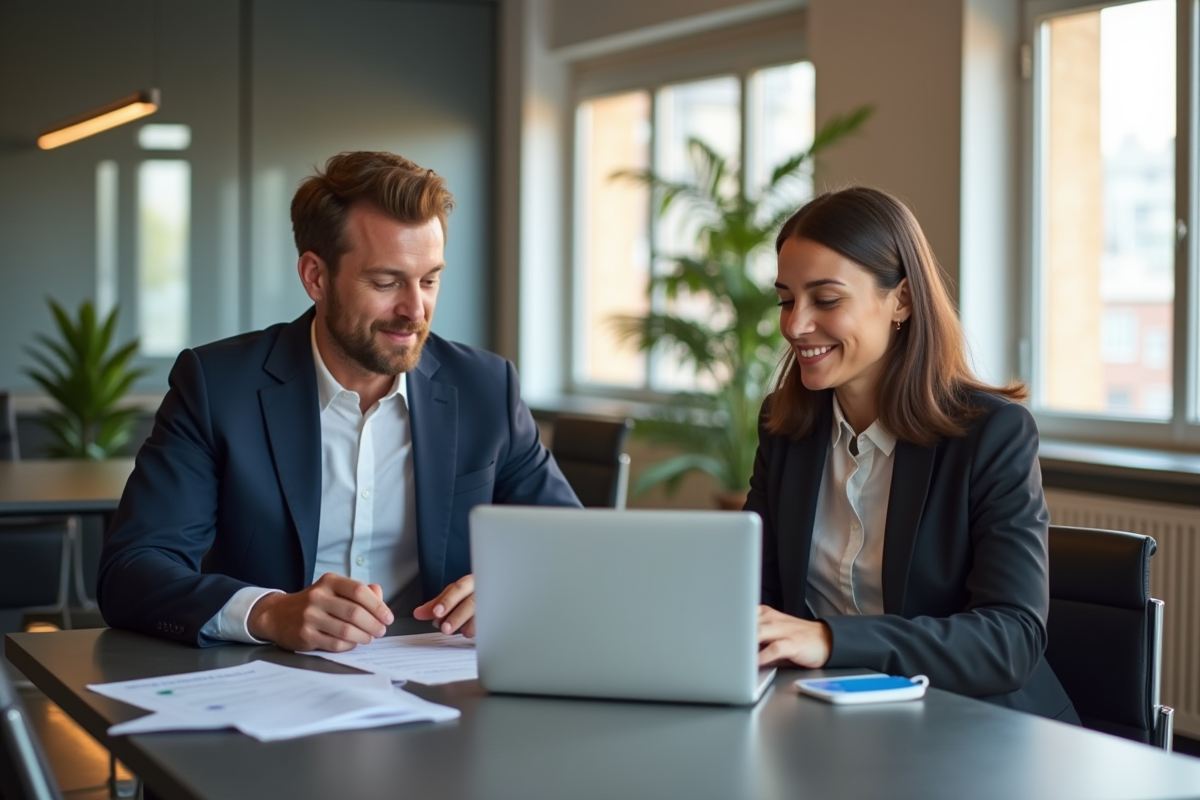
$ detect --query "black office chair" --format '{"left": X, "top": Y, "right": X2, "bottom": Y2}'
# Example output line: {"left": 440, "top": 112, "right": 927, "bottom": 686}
{"left": 1045, "top": 525, "right": 1173, "bottom": 750}
{"left": 0, "top": 662, "right": 64, "bottom": 800}
{"left": 0, "top": 392, "right": 73, "bottom": 629}
{"left": 550, "top": 415, "right": 634, "bottom": 509}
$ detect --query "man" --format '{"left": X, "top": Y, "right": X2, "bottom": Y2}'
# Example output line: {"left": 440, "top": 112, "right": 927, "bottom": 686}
{"left": 98, "top": 151, "right": 580, "bottom": 651}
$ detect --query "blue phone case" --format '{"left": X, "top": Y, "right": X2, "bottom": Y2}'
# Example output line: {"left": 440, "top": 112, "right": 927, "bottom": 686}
{"left": 795, "top": 674, "right": 929, "bottom": 704}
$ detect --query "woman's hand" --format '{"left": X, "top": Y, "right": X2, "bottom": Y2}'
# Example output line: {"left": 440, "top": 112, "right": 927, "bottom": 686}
{"left": 757, "top": 605, "right": 833, "bottom": 668}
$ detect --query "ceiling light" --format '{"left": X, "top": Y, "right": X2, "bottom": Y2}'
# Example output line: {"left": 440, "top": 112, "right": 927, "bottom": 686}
{"left": 37, "top": 89, "right": 161, "bottom": 150}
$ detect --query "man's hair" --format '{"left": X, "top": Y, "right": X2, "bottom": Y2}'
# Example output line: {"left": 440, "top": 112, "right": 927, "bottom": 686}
{"left": 291, "top": 151, "right": 455, "bottom": 272}
{"left": 767, "top": 186, "right": 1026, "bottom": 445}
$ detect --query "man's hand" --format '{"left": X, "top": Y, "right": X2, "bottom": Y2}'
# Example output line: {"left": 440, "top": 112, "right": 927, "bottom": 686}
{"left": 248, "top": 574, "right": 394, "bottom": 652}
{"left": 413, "top": 574, "right": 476, "bottom": 637}
{"left": 757, "top": 605, "right": 833, "bottom": 668}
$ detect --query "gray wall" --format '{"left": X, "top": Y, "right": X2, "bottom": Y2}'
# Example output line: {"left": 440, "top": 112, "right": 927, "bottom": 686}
{"left": 0, "top": 0, "right": 495, "bottom": 392}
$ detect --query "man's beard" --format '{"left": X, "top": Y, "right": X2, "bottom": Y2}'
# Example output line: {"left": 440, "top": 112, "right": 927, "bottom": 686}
{"left": 325, "top": 284, "right": 429, "bottom": 376}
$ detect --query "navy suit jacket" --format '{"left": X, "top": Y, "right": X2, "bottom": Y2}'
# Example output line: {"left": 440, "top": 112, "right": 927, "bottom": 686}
{"left": 98, "top": 309, "right": 580, "bottom": 645}
{"left": 749, "top": 390, "right": 1079, "bottom": 722}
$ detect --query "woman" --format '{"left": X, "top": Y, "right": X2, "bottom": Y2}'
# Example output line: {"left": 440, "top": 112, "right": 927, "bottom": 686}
{"left": 750, "top": 187, "right": 1078, "bottom": 722}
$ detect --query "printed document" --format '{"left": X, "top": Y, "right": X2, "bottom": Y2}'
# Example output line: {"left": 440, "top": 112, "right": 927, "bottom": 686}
{"left": 301, "top": 632, "right": 477, "bottom": 685}
{"left": 88, "top": 660, "right": 459, "bottom": 741}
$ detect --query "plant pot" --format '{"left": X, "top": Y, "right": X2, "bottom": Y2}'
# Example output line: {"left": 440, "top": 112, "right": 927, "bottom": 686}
{"left": 714, "top": 490, "right": 749, "bottom": 511}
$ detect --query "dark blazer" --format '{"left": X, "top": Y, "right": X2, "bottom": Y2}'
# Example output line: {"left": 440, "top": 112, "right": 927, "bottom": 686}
{"left": 98, "top": 309, "right": 580, "bottom": 645}
{"left": 749, "top": 390, "right": 1078, "bottom": 722}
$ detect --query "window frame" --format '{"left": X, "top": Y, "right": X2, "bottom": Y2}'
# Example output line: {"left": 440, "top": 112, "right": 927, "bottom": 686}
{"left": 1020, "top": 0, "right": 1200, "bottom": 447}
{"left": 565, "top": 18, "right": 807, "bottom": 402}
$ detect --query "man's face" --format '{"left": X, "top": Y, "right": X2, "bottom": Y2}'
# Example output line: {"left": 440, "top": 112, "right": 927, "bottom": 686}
{"left": 318, "top": 204, "right": 444, "bottom": 376}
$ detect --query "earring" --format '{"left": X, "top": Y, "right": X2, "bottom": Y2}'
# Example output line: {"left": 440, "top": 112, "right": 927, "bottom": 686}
{"left": 894, "top": 320, "right": 902, "bottom": 331}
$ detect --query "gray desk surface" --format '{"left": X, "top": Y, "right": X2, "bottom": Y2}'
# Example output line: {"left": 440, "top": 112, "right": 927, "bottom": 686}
{"left": 7, "top": 625, "right": 1200, "bottom": 800}
{"left": 0, "top": 458, "right": 133, "bottom": 516}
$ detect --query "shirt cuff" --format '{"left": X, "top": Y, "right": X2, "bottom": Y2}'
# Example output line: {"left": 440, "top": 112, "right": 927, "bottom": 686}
{"left": 198, "top": 586, "right": 284, "bottom": 645}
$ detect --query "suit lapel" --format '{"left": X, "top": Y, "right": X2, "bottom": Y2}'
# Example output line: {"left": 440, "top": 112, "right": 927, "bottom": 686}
{"left": 260, "top": 310, "right": 322, "bottom": 586}
{"left": 407, "top": 341, "right": 458, "bottom": 598}
{"left": 778, "top": 396, "right": 832, "bottom": 620}
{"left": 881, "top": 440, "right": 937, "bottom": 614}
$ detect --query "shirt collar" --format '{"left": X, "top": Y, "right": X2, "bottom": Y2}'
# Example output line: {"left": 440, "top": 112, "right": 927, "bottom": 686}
{"left": 310, "top": 321, "right": 407, "bottom": 412}
{"left": 830, "top": 392, "right": 896, "bottom": 457}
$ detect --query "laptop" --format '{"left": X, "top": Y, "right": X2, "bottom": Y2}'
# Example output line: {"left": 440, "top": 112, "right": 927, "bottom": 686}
{"left": 470, "top": 506, "right": 776, "bottom": 705}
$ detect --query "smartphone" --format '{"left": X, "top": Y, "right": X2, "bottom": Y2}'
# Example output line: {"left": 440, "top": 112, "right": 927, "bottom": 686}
{"left": 794, "top": 674, "right": 929, "bottom": 704}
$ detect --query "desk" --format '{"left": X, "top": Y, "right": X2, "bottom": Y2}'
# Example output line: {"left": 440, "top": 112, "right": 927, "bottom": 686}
{"left": 0, "top": 459, "right": 134, "bottom": 611}
{"left": 0, "top": 459, "right": 134, "bottom": 517}
{"left": 8, "top": 626, "right": 1200, "bottom": 800}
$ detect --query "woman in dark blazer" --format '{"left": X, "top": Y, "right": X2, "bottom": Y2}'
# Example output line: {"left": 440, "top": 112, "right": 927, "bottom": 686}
{"left": 751, "top": 187, "right": 1078, "bottom": 722}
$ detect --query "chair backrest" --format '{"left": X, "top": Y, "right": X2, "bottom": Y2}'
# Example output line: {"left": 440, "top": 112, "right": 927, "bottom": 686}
{"left": 550, "top": 415, "right": 634, "bottom": 509}
{"left": 0, "top": 666, "right": 64, "bottom": 800}
{"left": 0, "top": 391, "right": 17, "bottom": 461}
{"left": 1045, "top": 525, "right": 1169, "bottom": 747}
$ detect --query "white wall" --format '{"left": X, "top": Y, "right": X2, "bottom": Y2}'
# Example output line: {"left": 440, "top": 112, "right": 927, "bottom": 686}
{"left": 808, "top": 0, "right": 966, "bottom": 294}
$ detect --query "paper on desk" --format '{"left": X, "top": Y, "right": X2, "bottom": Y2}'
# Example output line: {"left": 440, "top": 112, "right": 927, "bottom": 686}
{"left": 87, "top": 660, "right": 459, "bottom": 742}
{"left": 300, "top": 632, "right": 478, "bottom": 685}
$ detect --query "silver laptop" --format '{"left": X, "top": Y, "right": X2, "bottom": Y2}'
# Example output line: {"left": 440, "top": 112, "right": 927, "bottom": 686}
{"left": 470, "top": 506, "right": 775, "bottom": 705}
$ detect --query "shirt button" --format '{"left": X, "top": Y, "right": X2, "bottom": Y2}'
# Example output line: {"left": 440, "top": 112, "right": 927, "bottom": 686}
{"left": 361, "top": 489, "right": 370, "bottom": 499}
{"left": 356, "top": 555, "right": 365, "bottom": 566}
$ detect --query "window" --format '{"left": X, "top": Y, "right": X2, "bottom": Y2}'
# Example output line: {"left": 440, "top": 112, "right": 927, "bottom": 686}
{"left": 573, "top": 61, "right": 815, "bottom": 394}
{"left": 1026, "top": 0, "right": 1197, "bottom": 443}
{"left": 136, "top": 123, "right": 193, "bottom": 358}
{"left": 137, "top": 160, "right": 191, "bottom": 357}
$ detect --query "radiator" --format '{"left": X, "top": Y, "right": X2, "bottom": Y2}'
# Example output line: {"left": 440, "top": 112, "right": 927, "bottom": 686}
{"left": 1045, "top": 489, "right": 1200, "bottom": 739}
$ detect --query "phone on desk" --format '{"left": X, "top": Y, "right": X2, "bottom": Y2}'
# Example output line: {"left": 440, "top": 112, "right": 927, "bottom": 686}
{"left": 795, "top": 674, "right": 929, "bottom": 705}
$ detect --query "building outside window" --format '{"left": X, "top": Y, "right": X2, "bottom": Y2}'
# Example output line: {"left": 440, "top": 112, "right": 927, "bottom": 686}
{"left": 1025, "top": 0, "right": 1198, "bottom": 445}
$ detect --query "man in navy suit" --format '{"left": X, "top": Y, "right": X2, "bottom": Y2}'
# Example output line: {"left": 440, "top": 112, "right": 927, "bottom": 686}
{"left": 98, "top": 151, "right": 580, "bottom": 651}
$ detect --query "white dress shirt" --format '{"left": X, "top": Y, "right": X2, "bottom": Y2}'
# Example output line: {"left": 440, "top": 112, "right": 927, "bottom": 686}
{"left": 806, "top": 394, "right": 896, "bottom": 619}
{"left": 199, "top": 323, "right": 419, "bottom": 644}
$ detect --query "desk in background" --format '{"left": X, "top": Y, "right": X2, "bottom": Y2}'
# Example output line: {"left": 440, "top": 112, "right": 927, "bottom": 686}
{"left": 0, "top": 459, "right": 133, "bottom": 518}
{"left": 7, "top": 624, "right": 1200, "bottom": 800}
{"left": 0, "top": 458, "right": 134, "bottom": 613}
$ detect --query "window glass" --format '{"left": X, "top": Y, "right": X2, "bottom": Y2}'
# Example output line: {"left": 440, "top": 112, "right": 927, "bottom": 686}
{"left": 1037, "top": 0, "right": 1175, "bottom": 419}
{"left": 574, "top": 91, "right": 651, "bottom": 387}
{"left": 747, "top": 62, "right": 815, "bottom": 197}
{"left": 653, "top": 75, "right": 741, "bottom": 392}
{"left": 95, "top": 160, "right": 118, "bottom": 318}
{"left": 138, "top": 160, "right": 191, "bottom": 357}
{"left": 746, "top": 61, "right": 816, "bottom": 284}
{"left": 138, "top": 123, "right": 192, "bottom": 151}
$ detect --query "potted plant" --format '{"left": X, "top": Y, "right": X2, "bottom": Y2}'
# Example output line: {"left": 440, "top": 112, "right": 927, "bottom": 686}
{"left": 24, "top": 300, "right": 147, "bottom": 459}
{"left": 612, "top": 107, "right": 873, "bottom": 507}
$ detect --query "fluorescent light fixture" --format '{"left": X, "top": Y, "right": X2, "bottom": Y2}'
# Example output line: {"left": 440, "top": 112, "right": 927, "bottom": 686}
{"left": 37, "top": 89, "right": 161, "bottom": 150}
{"left": 138, "top": 123, "right": 191, "bottom": 151}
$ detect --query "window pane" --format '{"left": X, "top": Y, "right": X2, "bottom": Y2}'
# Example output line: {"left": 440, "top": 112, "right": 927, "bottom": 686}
{"left": 138, "top": 160, "right": 191, "bottom": 357}
{"left": 1038, "top": 0, "right": 1175, "bottom": 419}
{"left": 747, "top": 61, "right": 816, "bottom": 284}
{"left": 95, "top": 160, "right": 118, "bottom": 318}
{"left": 653, "top": 75, "right": 741, "bottom": 392}
{"left": 747, "top": 62, "right": 815, "bottom": 198}
{"left": 574, "top": 91, "right": 651, "bottom": 387}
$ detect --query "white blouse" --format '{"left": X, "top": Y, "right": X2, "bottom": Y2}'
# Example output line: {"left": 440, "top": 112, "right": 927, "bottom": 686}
{"left": 806, "top": 394, "right": 895, "bottom": 618}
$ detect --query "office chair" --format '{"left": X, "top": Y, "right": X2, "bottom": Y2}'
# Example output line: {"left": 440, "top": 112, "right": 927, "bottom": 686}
{"left": 0, "top": 392, "right": 73, "bottom": 630}
{"left": 1045, "top": 525, "right": 1173, "bottom": 751}
{"left": 0, "top": 663, "right": 64, "bottom": 800}
{"left": 550, "top": 415, "right": 634, "bottom": 509}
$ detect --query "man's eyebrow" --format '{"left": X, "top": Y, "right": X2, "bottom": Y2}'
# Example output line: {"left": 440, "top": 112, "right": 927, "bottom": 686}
{"left": 363, "top": 264, "right": 445, "bottom": 276}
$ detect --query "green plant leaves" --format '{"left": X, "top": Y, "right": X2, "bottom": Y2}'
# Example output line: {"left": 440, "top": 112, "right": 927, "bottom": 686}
{"left": 23, "top": 299, "right": 147, "bottom": 460}
{"left": 611, "top": 104, "right": 873, "bottom": 494}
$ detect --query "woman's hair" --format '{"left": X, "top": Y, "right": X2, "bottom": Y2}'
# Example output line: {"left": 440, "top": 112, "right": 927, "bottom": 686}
{"left": 766, "top": 186, "right": 1026, "bottom": 445}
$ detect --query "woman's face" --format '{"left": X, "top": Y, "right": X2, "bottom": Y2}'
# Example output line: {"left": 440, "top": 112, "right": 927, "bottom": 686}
{"left": 775, "top": 236, "right": 910, "bottom": 398}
